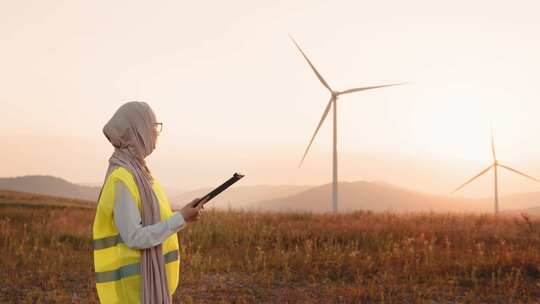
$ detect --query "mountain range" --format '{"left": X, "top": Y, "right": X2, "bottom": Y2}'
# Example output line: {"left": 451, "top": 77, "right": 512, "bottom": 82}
{"left": 1, "top": 175, "right": 540, "bottom": 214}
{"left": 252, "top": 181, "right": 487, "bottom": 212}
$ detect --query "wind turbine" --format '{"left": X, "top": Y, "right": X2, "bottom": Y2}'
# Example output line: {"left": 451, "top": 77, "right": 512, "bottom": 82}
{"left": 451, "top": 126, "right": 540, "bottom": 214}
{"left": 290, "top": 36, "right": 406, "bottom": 213}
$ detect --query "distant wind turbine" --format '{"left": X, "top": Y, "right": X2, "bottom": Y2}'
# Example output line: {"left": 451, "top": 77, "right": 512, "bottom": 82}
{"left": 451, "top": 126, "right": 540, "bottom": 214}
{"left": 290, "top": 35, "right": 406, "bottom": 213}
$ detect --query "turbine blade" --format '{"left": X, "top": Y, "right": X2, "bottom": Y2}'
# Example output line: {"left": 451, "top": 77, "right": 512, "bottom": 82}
{"left": 490, "top": 124, "right": 497, "bottom": 161}
{"left": 289, "top": 35, "right": 332, "bottom": 92}
{"left": 299, "top": 97, "right": 334, "bottom": 167}
{"left": 498, "top": 164, "right": 540, "bottom": 183}
{"left": 339, "top": 82, "right": 407, "bottom": 95}
{"left": 451, "top": 165, "right": 493, "bottom": 194}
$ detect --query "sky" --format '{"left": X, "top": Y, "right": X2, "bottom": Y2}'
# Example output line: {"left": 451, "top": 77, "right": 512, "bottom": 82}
{"left": 2, "top": 0, "right": 540, "bottom": 197}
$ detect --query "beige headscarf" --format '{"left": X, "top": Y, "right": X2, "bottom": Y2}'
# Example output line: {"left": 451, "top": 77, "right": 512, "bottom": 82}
{"left": 102, "top": 101, "right": 171, "bottom": 304}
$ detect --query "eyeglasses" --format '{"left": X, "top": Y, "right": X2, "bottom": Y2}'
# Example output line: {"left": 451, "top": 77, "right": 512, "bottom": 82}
{"left": 154, "top": 122, "right": 163, "bottom": 134}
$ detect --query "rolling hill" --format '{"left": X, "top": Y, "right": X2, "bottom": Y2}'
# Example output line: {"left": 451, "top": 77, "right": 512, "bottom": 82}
{"left": 250, "top": 181, "right": 490, "bottom": 213}
{"left": 0, "top": 175, "right": 100, "bottom": 202}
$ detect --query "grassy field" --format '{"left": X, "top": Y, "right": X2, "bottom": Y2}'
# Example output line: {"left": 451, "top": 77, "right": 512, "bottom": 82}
{"left": 1, "top": 191, "right": 540, "bottom": 303}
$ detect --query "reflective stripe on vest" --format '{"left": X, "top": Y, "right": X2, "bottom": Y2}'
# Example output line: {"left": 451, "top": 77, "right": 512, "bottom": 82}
{"left": 93, "top": 234, "right": 123, "bottom": 250}
{"left": 95, "top": 250, "right": 179, "bottom": 283}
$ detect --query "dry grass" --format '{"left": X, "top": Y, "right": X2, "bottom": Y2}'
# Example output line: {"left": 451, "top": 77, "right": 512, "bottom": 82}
{"left": 1, "top": 191, "right": 540, "bottom": 303}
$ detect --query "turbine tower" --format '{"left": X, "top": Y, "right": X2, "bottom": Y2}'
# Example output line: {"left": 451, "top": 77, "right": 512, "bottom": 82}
{"left": 291, "top": 36, "right": 405, "bottom": 213}
{"left": 451, "top": 126, "right": 540, "bottom": 213}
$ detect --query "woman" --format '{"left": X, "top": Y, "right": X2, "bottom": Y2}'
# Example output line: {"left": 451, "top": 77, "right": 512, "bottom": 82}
{"left": 92, "top": 101, "right": 204, "bottom": 304}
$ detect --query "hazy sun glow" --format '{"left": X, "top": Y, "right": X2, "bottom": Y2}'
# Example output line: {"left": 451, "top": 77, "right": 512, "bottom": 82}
{"left": 403, "top": 53, "right": 540, "bottom": 166}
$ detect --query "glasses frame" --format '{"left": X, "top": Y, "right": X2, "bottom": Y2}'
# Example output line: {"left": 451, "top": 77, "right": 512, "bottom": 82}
{"left": 154, "top": 122, "right": 163, "bottom": 134}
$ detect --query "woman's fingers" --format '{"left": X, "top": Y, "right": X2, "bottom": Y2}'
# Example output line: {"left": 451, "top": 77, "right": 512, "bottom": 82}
{"left": 180, "top": 197, "right": 205, "bottom": 223}
{"left": 196, "top": 204, "right": 203, "bottom": 219}
{"left": 190, "top": 198, "right": 200, "bottom": 206}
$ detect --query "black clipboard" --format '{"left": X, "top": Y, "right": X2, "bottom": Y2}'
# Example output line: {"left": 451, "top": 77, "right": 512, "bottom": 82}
{"left": 193, "top": 173, "right": 245, "bottom": 207}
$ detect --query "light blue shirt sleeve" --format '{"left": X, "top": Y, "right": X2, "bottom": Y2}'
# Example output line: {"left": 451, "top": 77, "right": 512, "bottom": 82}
{"left": 113, "top": 180, "right": 186, "bottom": 249}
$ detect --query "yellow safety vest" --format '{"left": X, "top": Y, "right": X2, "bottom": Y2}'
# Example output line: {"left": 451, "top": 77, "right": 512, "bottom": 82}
{"left": 92, "top": 166, "right": 180, "bottom": 303}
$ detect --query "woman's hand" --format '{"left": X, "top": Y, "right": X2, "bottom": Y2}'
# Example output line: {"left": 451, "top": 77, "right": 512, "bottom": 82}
{"left": 179, "top": 198, "right": 205, "bottom": 223}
